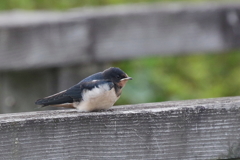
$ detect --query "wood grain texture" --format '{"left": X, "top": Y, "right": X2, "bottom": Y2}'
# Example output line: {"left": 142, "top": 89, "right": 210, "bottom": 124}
{"left": 0, "top": 96, "right": 240, "bottom": 159}
{"left": 0, "top": 3, "right": 240, "bottom": 70}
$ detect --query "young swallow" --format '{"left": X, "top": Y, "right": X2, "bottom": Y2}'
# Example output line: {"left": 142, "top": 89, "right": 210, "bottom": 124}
{"left": 35, "top": 67, "right": 132, "bottom": 112}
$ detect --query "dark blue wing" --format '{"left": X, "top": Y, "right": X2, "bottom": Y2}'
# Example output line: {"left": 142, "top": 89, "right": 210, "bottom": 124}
{"left": 78, "top": 72, "right": 104, "bottom": 84}
{"left": 80, "top": 80, "right": 114, "bottom": 90}
{"left": 35, "top": 78, "right": 114, "bottom": 106}
{"left": 66, "top": 79, "right": 114, "bottom": 100}
{"left": 35, "top": 90, "right": 73, "bottom": 106}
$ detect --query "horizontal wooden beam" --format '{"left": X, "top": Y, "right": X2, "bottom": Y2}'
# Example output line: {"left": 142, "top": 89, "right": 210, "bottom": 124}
{"left": 0, "top": 3, "right": 240, "bottom": 70}
{"left": 0, "top": 96, "right": 240, "bottom": 159}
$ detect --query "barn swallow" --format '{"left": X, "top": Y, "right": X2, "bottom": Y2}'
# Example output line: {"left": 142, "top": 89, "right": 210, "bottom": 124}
{"left": 35, "top": 67, "right": 132, "bottom": 112}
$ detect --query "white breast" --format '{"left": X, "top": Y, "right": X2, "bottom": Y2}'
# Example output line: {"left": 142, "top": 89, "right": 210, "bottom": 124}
{"left": 73, "top": 83, "right": 119, "bottom": 112}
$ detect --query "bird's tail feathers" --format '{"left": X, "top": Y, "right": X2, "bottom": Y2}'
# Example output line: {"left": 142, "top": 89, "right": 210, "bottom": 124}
{"left": 35, "top": 90, "right": 73, "bottom": 107}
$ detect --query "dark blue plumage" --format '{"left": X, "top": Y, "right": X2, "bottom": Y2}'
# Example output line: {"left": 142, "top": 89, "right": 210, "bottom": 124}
{"left": 35, "top": 67, "right": 132, "bottom": 112}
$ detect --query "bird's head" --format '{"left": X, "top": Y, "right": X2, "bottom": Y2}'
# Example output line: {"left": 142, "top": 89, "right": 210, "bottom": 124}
{"left": 103, "top": 67, "right": 132, "bottom": 87}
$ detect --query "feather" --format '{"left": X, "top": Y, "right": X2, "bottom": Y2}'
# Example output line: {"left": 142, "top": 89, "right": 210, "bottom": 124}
{"left": 35, "top": 90, "right": 73, "bottom": 106}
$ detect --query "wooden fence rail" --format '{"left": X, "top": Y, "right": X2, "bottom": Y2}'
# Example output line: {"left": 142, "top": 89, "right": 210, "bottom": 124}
{"left": 0, "top": 3, "right": 240, "bottom": 70}
{"left": 0, "top": 96, "right": 240, "bottom": 159}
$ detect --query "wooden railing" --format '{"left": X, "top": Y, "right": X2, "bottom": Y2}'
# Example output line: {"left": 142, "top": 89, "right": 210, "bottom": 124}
{"left": 0, "top": 97, "right": 240, "bottom": 159}
{"left": 1, "top": 3, "right": 240, "bottom": 70}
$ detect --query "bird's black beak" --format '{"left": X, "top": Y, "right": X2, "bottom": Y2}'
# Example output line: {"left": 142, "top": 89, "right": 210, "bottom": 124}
{"left": 120, "top": 77, "right": 133, "bottom": 81}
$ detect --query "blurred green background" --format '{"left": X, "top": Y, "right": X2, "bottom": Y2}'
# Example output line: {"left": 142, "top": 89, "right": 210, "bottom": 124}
{"left": 0, "top": 0, "right": 232, "bottom": 10}
{"left": 1, "top": 0, "right": 240, "bottom": 106}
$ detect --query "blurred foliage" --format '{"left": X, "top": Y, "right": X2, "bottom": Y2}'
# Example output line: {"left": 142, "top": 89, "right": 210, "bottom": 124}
{"left": 0, "top": 0, "right": 240, "bottom": 105}
{"left": 116, "top": 51, "right": 240, "bottom": 105}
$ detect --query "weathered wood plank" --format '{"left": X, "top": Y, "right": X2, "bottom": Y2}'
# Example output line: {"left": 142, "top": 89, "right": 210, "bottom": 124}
{"left": 93, "top": 3, "right": 226, "bottom": 61}
{"left": 0, "top": 96, "right": 240, "bottom": 159}
{"left": 0, "top": 11, "right": 90, "bottom": 70}
{"left": 0, "top": 3, "right": 240, "bottom": 70}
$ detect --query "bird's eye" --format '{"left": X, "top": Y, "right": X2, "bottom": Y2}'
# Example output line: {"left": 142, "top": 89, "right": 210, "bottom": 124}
{"left": 116, "top": 75, "right": 121, "bottom": 78}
